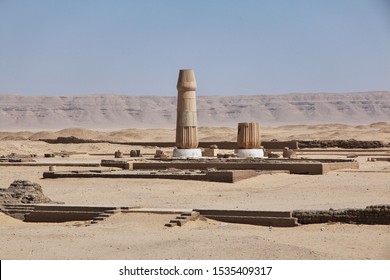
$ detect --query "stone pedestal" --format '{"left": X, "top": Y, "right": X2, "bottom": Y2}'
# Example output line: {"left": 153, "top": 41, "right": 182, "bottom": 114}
{"left": 173, "top": 148, "right": 202, "bottom": 158}
{"left": 235, "top": 149, "right": 264, "bottom": 158}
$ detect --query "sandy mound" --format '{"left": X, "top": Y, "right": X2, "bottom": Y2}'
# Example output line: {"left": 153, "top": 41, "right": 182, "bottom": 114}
{"left": 55, "top": 128, "right": 105, "bottom": 139}
{"left": 0, "top": 212, "right": 26, "bottom": 226}
{"left": 107, "top": 128, "right": 176, "bottom": 142}
{"left": 198, "top": 127, "right": 236, "bottom": 141}
{"left": 1, "top": 135, "right": 27, "bottom": 141}
{"left": 28, "top": 131, "right": 59, "bottom": 141}
{"left": 369, "top": 122, "right": 389, "bottom": 128}
{"left": 28, "top": 128, "right": 105, "bottom": 141}
{"left": 1, "top": 122, "right": 390, "bottom": 143}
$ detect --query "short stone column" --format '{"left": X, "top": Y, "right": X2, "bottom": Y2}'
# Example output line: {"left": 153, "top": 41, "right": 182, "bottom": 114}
{"left": 173, "top": 69, "right": 201, "bottom": 158}
{"left": 235, "top": 122, "right": 264, "bottom": 158}
{"left": 237, "top": 122, "right": 261, "bottom": 149}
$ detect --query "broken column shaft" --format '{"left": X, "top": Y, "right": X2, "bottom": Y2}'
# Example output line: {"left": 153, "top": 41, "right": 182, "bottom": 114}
{"left": 237, "top": 122, "right": 261, "bottom": 149}
{"left": 235, "top": 122, "right": 264, "bottom": 158}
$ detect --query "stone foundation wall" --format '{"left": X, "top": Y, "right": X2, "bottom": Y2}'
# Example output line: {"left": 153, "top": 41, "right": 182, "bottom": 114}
{"left": 100, "top": 160, "right": 131, "bottom": 169}
{"left": 297, "top": 140, "right": 387, "bottom": 149}
{"left": 293, "top": 205, "right": 390, "bottom": 225}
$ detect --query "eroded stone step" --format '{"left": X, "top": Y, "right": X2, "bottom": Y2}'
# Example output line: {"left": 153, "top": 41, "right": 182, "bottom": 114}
{"left": 24, "top": 211, "right": 103, "bottom": 222}
{"left": 204, "top": 215, "right": 299, "bottom": 227}
{"left": 195, "top": 209, "right": 292, "bottom": 218}
{"left": 165, "top": 211, "right": 200, "bottom": 227}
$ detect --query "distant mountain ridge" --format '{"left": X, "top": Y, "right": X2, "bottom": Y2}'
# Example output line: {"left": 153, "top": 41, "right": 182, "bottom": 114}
{"left": 0, "top": 92, "right": 389, "bottom": 129}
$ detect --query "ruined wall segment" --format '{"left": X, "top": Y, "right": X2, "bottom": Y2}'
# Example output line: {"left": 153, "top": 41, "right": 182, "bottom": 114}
{"left": 293, "top": 205, "right": 390, "bottom": 225}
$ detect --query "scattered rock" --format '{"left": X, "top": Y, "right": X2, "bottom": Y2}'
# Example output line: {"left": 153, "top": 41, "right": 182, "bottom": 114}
{"left": 114, "top": 150, "right": 123, "bottom": 158}
{"left": 283, "top": 147, "right": 297, "bottom": 159}
{"left": 267, "top": 152, "right": 280, "bottom": 158}
{"left": 223, "top": 154, "right": 237, "bottom": 158}
{"left": 130, "top": 150, "right": 142, "bottom": 157}
{"left": 154, "top": 150, "right": 168, "bottom": 159}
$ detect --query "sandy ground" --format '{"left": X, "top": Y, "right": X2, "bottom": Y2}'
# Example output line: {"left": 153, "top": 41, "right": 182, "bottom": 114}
{"left": 1, "top": 212, "right": 389, "bottom": 260}
{"left": 0, "top": 125, "right": 389, "bottom": 260}
{"left": 1, "top": 122, "right": 390, "bottom": 142}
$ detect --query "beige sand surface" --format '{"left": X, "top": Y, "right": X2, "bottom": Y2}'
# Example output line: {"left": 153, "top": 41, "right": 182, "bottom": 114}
{"left": 1, "top": 212, "right": 389, "bottom": 260}
{"left": 0, "top": 125, "right": 389, "bottom": 259}
{"left": 1, "top": 122, "right": 390, "bottom": 142}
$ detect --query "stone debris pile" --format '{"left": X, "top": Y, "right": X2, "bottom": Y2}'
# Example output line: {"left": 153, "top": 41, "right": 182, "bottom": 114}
{"left": 0, "top": 180, "right": 53, "bottom": 205}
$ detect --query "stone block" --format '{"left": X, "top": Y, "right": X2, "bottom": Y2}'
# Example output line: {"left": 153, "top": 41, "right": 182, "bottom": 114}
{"left": 130, "top": 150, "right": 142, "bottom": 157}
{"left": 114, "top": 150, "right": 123, "bottom": 158}
{"left": 202, "top": 148, "right": 219, "bottom": 157}
{"left": 283, "top": 148, "right": 297, "bottom": 159}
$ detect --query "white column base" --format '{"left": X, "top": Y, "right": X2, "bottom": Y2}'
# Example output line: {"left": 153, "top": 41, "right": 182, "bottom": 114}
{"left": 234, "top": 149, "right": 264, "bottom": 158}
{"left": 173, "top": 148, "right": 202, "bottom": 158}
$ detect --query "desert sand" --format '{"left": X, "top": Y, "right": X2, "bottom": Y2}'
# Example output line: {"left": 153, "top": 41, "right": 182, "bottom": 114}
{"left": 1, "top": 122, "right": 390, "bottom": 143}
{"left": 0, "top": 124, "right": 389, "bottom": 260}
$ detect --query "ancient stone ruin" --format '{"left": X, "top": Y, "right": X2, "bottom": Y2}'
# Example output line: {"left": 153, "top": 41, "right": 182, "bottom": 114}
{"left": 114, "top": 150, "right": 123, "bottom": 158}
{"left": 202, "top": 145, "right": 219, "bottom": 157}
{"left": 293, "top": 205, "right": 390, "bottom": 225}
{"left": 283, "top": 147, "right": 297, "bottom": 159}
{"left": 130, "top": 150, "right": 142, "bottom": 157}
{"left": 0, "top": 153, "right": 36, "bottom": 162}
{"left": 235, "top": 122, "right": 264, "bottom": 158}
{"left": 0, "top": 180, "right": 53, "bottom": 206}
{"left": 173, "top": 69, "right": 202, "bottom": 158}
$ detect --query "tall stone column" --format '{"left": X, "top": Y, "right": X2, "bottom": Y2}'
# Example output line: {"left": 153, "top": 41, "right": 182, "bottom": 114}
{"left": 176, "top": 69, "right": 198, "bottom": 149}
{"left": 235, "top": 122, "right": 264, "bottom": 158}
{"left": 173, "top": 69, "right": 201, "bottom": 158}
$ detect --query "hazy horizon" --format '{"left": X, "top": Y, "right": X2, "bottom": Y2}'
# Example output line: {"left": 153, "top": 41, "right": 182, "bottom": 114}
{"left": 1, "top": 90, "right": 390, "bottom": 98}
{"left": 1, "top": 92, "right": 389, "bottom": 130}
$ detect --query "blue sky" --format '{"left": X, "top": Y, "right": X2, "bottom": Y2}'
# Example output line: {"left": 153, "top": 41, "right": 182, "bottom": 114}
{"left": 0, "top": 0, "right": 389, "bottom": 96}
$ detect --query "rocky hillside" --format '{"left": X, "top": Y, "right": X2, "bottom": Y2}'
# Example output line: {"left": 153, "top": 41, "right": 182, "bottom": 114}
{"left": 0, "top": 92, "right": 389, "bottom": 129}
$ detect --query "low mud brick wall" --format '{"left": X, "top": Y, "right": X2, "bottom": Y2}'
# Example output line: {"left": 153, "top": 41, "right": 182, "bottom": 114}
{"left": 293, "top": 205, "right": 390, "bottom": 225}
{"left": 133, "top": 161, "right": 327, "bottom": 175}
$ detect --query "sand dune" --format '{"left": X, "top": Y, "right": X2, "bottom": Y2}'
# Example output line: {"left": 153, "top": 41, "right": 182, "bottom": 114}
{"left": 2, "top": 122, "right": 389, "bottom": 143}
{"left": 0, "top": 213, "right": 26, "bottom": 226}
{"left": 0, "top": 123, "right": 388, "bottom": 156}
